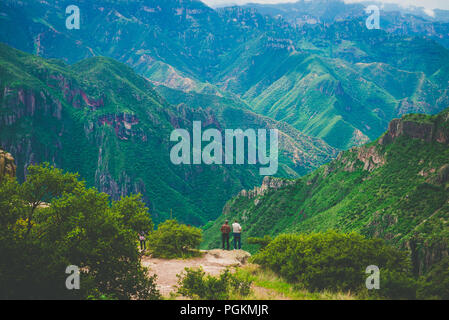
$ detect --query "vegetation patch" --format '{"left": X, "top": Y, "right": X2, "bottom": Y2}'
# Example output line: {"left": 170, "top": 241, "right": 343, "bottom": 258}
{"left": 251, "top": 231, "right": 416, "bottom": 299}
{"left": 235, "top": 264, "right": 355, "bottom": 300}
{"left": 147, "top": 219, "right": 203, "bottom": 259}
{"left": 176, "top": 267, "right": 252, "bottom": 300}
{"left": 0, "top": 164, "right": 160, "bottom": 300}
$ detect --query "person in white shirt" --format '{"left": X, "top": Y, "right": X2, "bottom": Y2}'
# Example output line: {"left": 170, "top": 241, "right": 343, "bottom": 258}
{"left": 231, "top": 220, "right": 242, "bottom": 250}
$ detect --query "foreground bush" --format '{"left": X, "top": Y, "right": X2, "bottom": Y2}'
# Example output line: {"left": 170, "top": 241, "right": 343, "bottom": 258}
{"left": 251, "top": 231, "right": 414, "bottom": 297}
{"left": 176, "top": 267, "right": 252, "bottom": 300}
{"left": 247, "top": 235, "right": 273, "bottom": 250}
{"left": 417, "top": 257, "right": 449, "bottom": 300}
{"left": 148, "top": 219, "right": 202, "bottom": 258}
{"left": 0, "top": 164, "right": 160, "bottom": 300}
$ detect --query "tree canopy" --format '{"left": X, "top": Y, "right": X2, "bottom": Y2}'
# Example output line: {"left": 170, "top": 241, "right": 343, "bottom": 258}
{"left": 0, "top": 163, "right": 159, "bottom": 300}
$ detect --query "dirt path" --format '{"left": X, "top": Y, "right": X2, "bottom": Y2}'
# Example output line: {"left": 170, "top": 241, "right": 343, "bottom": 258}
{"left": 141, "top": 249, "right": 251, "bottom": 297}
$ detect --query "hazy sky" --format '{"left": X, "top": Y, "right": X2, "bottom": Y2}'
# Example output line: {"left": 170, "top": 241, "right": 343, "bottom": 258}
{"left": 201, "top": 0, "right": 449, "bottom": 10}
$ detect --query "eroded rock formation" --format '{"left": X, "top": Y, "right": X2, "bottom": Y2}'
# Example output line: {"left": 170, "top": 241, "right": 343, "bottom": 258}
{"left": 238, "top": 176, "right": 294, "bottom": 199}
{"left": 0, "top": 149, "right": 16, "bottom": 180}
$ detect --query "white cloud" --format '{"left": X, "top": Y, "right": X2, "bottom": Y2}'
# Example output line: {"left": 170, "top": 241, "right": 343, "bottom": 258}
{"left": 423, "top": 8, "right": 436, "bottom": 17}
{"left": 201, "top": 0, "right": 449, "bottom": 10}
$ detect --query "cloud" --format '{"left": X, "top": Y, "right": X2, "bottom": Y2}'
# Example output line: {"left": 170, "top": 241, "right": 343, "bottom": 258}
{"left": 423, "top": 8, "right": 435, "bottom": 17}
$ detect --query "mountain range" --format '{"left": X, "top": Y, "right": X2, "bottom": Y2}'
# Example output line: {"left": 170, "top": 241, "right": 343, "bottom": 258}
{"left": 1, "top": 0, "right": 449, "bottom": 150}
{"left": 0, "top": 0, "right": 449, "bottom": 229}
{"left": 242, "top": 0, "right": 449, "bottom": 25}
{"left": 0, "top": 42, "right": 335, "bottom": 224}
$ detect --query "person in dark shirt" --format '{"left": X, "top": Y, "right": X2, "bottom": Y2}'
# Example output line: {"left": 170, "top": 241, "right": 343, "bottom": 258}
{"left": 138, "top": 231, "right": 146, "bottom": 251}
{"left": 220, "top": 220, "right": 231, "bottom": 250}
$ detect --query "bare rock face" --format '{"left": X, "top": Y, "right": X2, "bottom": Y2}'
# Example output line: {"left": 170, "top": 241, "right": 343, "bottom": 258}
{"left": 379, "top": 116, "right": 449, "bottom": 146}
{"left": 238, "top": 176, "right": 294, "bottom": 199}
{"left": 340, "top": 145, "right": 385, "bottom": 173}
{"left": 0, "top": 149, "right": 16, "bottom": 180}
{"left": 437, "top": 164, "right": 449, "bottom": 184}
{"left": 387, "top": 119, "right": 434, "bottom": 142}
{"left": 357, "top": 145, "right": 386, "bottom": 172}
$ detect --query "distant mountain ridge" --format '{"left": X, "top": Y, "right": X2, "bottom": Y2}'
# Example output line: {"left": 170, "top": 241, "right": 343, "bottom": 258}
{"left": 241, "top": 0, "right": 449, "bottom": 24}
{"left": 1, "top": 0, "right": 449, "bottom": 149}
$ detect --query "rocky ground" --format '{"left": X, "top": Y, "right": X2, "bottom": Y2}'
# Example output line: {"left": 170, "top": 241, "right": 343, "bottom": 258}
{"left": 141, "top": 249, "right": 251, "bottom": 297}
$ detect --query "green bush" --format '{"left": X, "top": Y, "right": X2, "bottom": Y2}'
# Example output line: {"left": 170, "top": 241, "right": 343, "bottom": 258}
{"left": 382, "top": 270, "right": 417, "bottom": 299}
{"left": 176, "top": 267, "right": 252, "bottom": 300}
{"left": 417, "top": 257, "right": 449, "bottom": 300}
{"left": 148, "top": 219, "right": 202, "bottom": 259}
{"left": 247, "top": 235, "right": 273, "bottom": 250}
{"left": 251, "top": 231, "right": 413, "bottom": 297}
{"left": 360, "top": 269, "right": 417, "bottom": 300}
{"left": 0, "top": 164, "right": 160, "bottom": 300}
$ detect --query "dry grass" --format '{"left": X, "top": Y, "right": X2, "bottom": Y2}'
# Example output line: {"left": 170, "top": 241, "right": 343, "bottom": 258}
{"left": 232, "top": 264, "right": 356, "bottom": 300}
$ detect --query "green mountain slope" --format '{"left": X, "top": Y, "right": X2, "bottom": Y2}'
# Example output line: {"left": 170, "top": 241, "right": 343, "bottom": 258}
{"left": 214, "top": 22, "right": 449, "bottom": 149}
{"left": 203, "top": 107, "right": 449, "bottom": 274}
{"left": 0, "top": 43, "right": 336, "bottom": 224}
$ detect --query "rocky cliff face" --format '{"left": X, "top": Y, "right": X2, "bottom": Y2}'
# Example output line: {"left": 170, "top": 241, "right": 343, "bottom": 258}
{"left": 338, "top": 144, "right": 386, "bottom": 173}
{"left": 238, "top": 176, "right": 294, "bottom": 199}
{"left": 342, "top": 112, "right": 449, "bottom": 174}
{"left": 0, "top": 149, "right": 16, "bottom": 180}
{"left": 380, "top": 113, "right": 449, "bottom": 146}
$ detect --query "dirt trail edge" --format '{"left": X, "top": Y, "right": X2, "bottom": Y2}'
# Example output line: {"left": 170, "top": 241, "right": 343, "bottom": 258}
{"left": 141, "top": 249, "right": 251, "bottom": 297}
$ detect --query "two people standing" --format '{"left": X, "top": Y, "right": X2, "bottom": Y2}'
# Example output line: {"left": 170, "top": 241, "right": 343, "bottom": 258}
{"left": 220, "top": 220, "right": 242, "bottom": 250}
{"left": 139, "top": 220, "right": 242, "bottom": 252}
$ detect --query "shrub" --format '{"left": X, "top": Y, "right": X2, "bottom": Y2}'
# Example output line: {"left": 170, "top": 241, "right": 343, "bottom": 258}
{"left": 417, "top": 257, "right": 449, "bottom": 300}
{"left": 377, "top": 269, "right": 417, "bottom": 300}
{"left": 176, "top": 267, "right": 252, "bottom": 300}
{"left": 251, "top": 231, "right": 413, "bottom": 297}
{"left": 359, "top": 269, "right": 417, "bottom": 300}
{"left": 247, "top": 235, "right": 273, "bottom": 250}
{"left": 148, "top": 219, "right": 202, "bottom": 258}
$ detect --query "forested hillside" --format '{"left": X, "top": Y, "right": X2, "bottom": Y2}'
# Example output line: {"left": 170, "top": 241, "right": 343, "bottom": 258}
{"left": 0, "top": 43, "right": 334, "bottom": 224}
{"left": 204, "top": 108, "right": 449, "bottom": 274}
